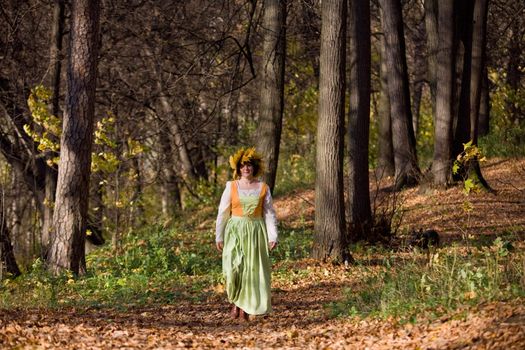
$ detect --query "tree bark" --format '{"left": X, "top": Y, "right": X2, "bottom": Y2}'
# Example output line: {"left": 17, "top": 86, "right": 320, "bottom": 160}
{"left": 347, "top": 0, "right": 372, "bottom": 242}
{"left": 377, "top": 34, "right": 395, "bottom": 178}
{"left": 453, "top": 0, "right": 474, "bottom": 161}
{"left": 312, "top": 0, "right": 348, "bottom": 263}
{"left": 256, "top": 0, "right": 287, "bottom": 193}
{"left": 478, "top": 66, "right": 490, "bottom": 136}
{"left": 412, "top": 10, "right": 427, "bottom": 137}
{"left": 158, "top": 117, "right": 182, "bottom": 217}
{"left": 469, "top": 0, "right": 489, "bottom": 144}
{"left": 48, "top": 0, "right": 100, "bottom": 275}
{"left": 1, "top": 196, "right": 21, "bottom": 277}
{"left": 432, "top": 0, "right": 456, "bottom": 186}
{"left": 158, "top": 93, "right": 195, "bottom": 181}
{"left": 42, "top": 0, "right": 66, "bottom": 258}
{"left": 425, "top": 0, "right": 439, "bottom": 111}
{"left": 505, "top": 11, "right": 522, "bottom": 125}
{"left": 379, "top": 0, "right": 420, "bottom": 189}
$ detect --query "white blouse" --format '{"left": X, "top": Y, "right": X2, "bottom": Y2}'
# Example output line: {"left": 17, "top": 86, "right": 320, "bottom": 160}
{"left": 215, "top": 181, "right": 278, "bottom": 243}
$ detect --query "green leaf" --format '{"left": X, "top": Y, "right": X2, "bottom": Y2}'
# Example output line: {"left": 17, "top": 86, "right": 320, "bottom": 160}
{"left": 452, "top": 162, "right": 460, "bottom": 175}
{"left": 463, "top": 178, "right": 475, "bottom": 194}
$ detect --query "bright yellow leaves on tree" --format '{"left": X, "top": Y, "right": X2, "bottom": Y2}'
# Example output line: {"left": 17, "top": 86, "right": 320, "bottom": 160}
{"left": 26, "top": 85, "right": 146, "bottom": 177}
{"left": 25, "top": 85, "right": 61, "bottom": 163}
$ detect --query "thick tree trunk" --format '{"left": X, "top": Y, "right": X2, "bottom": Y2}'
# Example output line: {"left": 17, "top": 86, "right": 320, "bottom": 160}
{"left": 312, "top": 0, "right": 348, "bottom": 263}
{"left": 48, "top": 0, "right": 100, "bottom": 275}
{"left": 347, "top": 0, "right": 372, "bottom": 242}
{"left": 379, "top": 0, "right": 420, "bottom": 189}
{"left": 377, "top": 34, "right": 395, "bottom": 178}
{"left": 432, "top": 0, "right": 456, "bottom": 186}
{"left": 256, "top": 0, "right": 286, "bottom": 193}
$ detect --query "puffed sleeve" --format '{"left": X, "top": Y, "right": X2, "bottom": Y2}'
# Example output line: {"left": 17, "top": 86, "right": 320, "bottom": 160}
{"left": 215, "top": 181, "right": 232, "bottom": 243}
{"left": 263, "top": 187, "right": 278, "bottom": 242}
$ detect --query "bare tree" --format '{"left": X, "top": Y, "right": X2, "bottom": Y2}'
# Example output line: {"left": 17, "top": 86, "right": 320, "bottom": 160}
{"left": 48, "top": 0, "right": 100, "bottom": 275}
{"left": 377, "top": 34, "right": 395, "bottom": 178}
{"left": 1, "top": 191, "right": 21, "bottom": 277}
{"left": 425, "top": 0, "right": 439, "bottom": 110}
{"left": 378, "top": 0, "right": 420, "bottom": 190}
{"left": 478, "top": 67, "right": 490, "bottom": 136}
{"left": 469, "top": 0, "right": 489, "bottom": 144}
{"left": 42, "top": 0, "right": 66, "bottom": 257}
{"left": 256, "top": 0, "right": 287, "bottom": 192}
{"left": 347, "top": 0, "right": 372, "bottom": 241}
{"left": 312, "top": 0, "right": 349, "bottom": 262}
{"left": 432, "top": 0, "right": 456, "bottom": 186}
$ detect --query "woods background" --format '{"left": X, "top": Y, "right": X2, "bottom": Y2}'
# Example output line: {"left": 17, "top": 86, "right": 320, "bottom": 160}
{"left": 0, "top": 0, "right": 524, "bottom": 275}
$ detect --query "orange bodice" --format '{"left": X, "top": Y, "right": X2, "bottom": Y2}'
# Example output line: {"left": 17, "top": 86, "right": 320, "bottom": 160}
{"left": 231, "top": 181, "right": 268, "bottom": 218}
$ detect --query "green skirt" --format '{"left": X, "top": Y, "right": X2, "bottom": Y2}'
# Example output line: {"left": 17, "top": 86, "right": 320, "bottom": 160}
{"left": 222, "top": 216, "right": 272, "bottom": 315}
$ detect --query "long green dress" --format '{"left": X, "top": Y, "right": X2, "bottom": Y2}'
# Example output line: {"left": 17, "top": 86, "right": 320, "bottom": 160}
{"left": 221, "top": 183, "right": 272, "bottom": 315}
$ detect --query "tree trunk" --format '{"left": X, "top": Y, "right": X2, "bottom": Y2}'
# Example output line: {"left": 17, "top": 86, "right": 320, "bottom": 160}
{"left": 48, "top": 0, "right": 100, "bottom": 275}
{"left": 1, "top": 197, "right": 21, "bottom": 277}
{"left": 129, "top": 155, "right": 145, "bottom": 227}
{"left": 469, "top": 0, "right": 489, "bottom": 144}
{"left": 452, "top": 0, "right": 490, "bottom": 190}
{"left": 42, "top": 0, "right": 65, "bottom": 258}
{"left": 159, "top": 127, "right": 182, "bottom": 217}
{"left": 256, "top": 0, "right": 287, "bottom": 193}
{"left": 158, "top": 94, "right": 195, "bottom": 181}
{"left": 432, "top": 0, "right": 456, "bottom": 186}
{"left": 347, "top": 0, "right": 372, "bottom": 242}
{"left": 505, "top": 12, "right": 522, "bottom": 125}
{"left": 412, "top": 6, "right": 426, "bottom": 137}
{"left": 478, "top": 66, "right": 490, "bottom": 136}
{"left": 453, "top": 0, "right": 474, "bottom": 161}
{"left": 377, "top": 34, "right": 395, "bottom": 178}
{"left": 312, "top": 0, "right": 349, "bottom": 263}
{"left": 425, "top": 0, "right": 439, "bottom": 111}
{"left": 379, "top": 0, "right": 420, "bottom": 189}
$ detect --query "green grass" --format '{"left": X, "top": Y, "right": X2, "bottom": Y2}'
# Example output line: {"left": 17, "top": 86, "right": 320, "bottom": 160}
{"left": 331, "top": 238, "right": 525, "bottom": 322}
{"left": 0, "top": 223, "right": 315, "bottom": 310}
{"left": 0, "top": 225, "right": 222, "bottom": 309}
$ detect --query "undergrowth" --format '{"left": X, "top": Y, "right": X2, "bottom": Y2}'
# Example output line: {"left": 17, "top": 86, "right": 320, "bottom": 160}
{"left": 331, "top": 237, "right": 525, "bottom": 322}
{"left": 0, "top": 223, "right": 314, "bottom": 310}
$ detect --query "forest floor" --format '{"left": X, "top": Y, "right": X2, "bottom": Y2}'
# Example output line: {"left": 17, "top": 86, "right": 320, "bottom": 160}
{"left": 1, "top": 157, "right": 525, "bottom": 349}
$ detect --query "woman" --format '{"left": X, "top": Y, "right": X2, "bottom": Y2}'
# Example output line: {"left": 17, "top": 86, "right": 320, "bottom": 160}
{"left": 215, "top": 147, "right": 278, "bottom": 321}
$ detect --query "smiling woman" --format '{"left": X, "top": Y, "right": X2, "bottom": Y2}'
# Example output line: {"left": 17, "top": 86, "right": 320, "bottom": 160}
{"left": 215, "top": 147, "right": 278, "bottom": 322}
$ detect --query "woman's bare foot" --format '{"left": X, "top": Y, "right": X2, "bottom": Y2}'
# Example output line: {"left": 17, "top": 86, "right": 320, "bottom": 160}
{"left": 230, "top": 305, "right": 239, "bottom": 319}
{"left": 238, "top": 308, "right": 249, "bottom": 322}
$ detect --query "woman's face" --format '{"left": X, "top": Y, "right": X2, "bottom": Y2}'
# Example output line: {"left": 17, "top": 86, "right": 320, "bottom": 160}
{"left": 240, "top": 162, "right": 254, "bottom": 178}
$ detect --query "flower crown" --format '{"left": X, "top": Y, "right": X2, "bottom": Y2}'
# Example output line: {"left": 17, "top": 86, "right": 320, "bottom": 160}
{"left": 228, "top": 147, "right": 265, "bottom": 179}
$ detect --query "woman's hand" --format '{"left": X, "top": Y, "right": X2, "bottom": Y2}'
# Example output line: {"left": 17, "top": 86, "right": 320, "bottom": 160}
{"left": 269, "top": 241, "right": 277, "bottom": 251}
{"left": 216, "top": 241, "right": 224, "bottom": 252}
